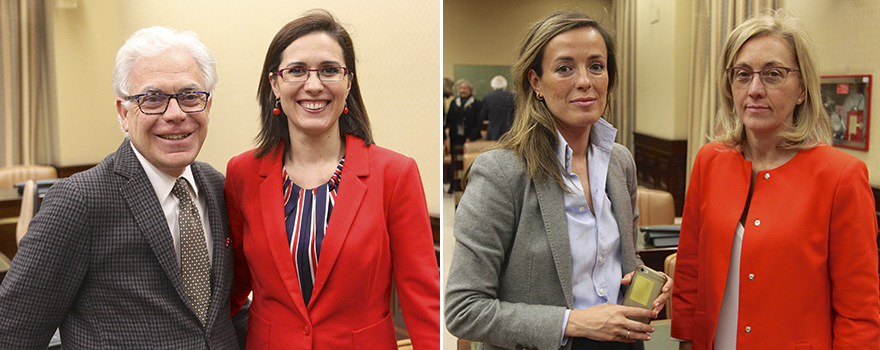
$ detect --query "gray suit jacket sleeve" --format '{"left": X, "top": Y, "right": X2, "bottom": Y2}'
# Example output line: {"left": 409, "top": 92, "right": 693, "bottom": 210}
{"left": 445, "top": 145, "right": 641, "bottom": 350}
{"left": 0, "top": 177, "right": 89, "bottom": 350}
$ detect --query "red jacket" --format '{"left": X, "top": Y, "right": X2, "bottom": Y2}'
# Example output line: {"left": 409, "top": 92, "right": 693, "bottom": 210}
{"left": 225, "top": 134, "right": 440, "bottom": 349}
{"left": 671, "top": 142, "right": 879, "bottom": 349}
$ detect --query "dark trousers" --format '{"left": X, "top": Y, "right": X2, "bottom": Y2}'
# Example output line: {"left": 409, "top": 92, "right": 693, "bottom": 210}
{"left": 570, "top": 338, "right": 644, "bottom": 350}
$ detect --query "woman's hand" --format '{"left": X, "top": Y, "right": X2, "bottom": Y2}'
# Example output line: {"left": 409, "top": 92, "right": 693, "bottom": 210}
{"left": 621, "top": 271, "right": 674, "bottom": 318}
{"left": 563, "top": 303, "right": 656, "bottom": 342}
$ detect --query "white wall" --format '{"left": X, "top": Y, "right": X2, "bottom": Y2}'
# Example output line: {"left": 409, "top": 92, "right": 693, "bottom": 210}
{"left": 785, "top": 0, "right": 880, "bottom": 186}
{"left": 633, "top": 0, "right": 691, "bottom": 141}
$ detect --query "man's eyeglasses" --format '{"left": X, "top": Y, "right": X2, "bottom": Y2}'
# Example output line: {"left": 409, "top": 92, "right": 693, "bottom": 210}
{"left": 726, "top": 67, "right": 800, "bottom": 88}
{"left": 125, "top": 91, "right": 210, "bottom": 115}
{"left": 273, "top": 66, "right": 349, "bottom": 83}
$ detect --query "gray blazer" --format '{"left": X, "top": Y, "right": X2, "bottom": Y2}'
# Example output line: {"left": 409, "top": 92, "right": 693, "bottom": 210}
{"left": 445, "top": 145, "right": 643, "bottom": 350}
{"left": 0, "top": 139, "right": 241, "bottom": 349}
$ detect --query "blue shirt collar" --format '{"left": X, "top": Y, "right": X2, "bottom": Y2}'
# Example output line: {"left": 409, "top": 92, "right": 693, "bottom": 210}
{"left": 555, "top": 118, "right": 618, "bottom": 172}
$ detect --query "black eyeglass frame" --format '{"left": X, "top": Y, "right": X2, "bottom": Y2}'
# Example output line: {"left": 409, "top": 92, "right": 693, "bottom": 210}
{"left": 125, "top": 91, "right": 211, "bottom": 115}
{"left": 725, "top": 66, "right": 801, "bottom": 88}
{"left": 272, "top": 66, "right": 351, "bottom": 83}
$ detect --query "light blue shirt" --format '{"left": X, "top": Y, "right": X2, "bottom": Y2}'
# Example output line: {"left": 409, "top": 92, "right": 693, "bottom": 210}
{"left": 558, "top": 119, "right": 622, "bottom": 344}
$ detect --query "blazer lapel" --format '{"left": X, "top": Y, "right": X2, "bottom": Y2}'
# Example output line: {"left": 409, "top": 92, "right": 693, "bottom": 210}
{"left": 604, "top": 157, "right": 638, "bottom": 275}
{"left": 113, "top": 140, "right": 190, "bottom": 307}
{"left": 533, "top": 178, "right": 574, "bottom": 307}
{"left": 258, "top": 149, "right": 311, "bottom": 315}
{"left": 308, "top": 135, "right": 367, "bottom": 306}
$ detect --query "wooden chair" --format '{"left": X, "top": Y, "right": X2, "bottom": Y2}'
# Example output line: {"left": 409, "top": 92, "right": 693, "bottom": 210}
{"left": 636, "top": 187, "right": 676, "bottom": 227}
{"left": 455, "top": 141, "right": 497, "bottom": 206}
{"left": 15, "top": 180, "right": 37, "bottom": 245}
{"left": 461, "top": 140, "right": 496, "bottom": 176}
{"left": 450, "top": 143, "right": 465, "bottom": 204}
{"left": 396, "top": 338, "right": 413, "bottom": 349}
{"left": 444, "top": 137, "right": 452, "bottom": 189}
{"left": 663, "top": 253, "right": 677, "bottom": 319}
{"left": 462, "top": 140, "right": 496, "bottom": 155}
{"left": 0, "top": 165, "right": 57, "bottom": 189}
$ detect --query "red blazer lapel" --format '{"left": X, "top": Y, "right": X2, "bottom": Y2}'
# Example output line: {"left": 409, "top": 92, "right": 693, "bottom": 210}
{"left": 310, "top": 135, "right": 369, "bottom": 304}
{"left": 257, "top": 147, "right": 311, "bottom": 315}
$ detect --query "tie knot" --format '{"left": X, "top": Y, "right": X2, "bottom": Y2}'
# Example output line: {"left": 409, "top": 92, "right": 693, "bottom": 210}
{"left": 172, "top": 178, "right": 192, "bottom": 202}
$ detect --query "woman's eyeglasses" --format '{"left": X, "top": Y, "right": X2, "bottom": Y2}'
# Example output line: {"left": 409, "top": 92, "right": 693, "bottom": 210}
{"left": 726, "top": 66, "right": 800, "bottom": 88}
{"left": 273, "top": 66, "right": 350, "bottom": 83}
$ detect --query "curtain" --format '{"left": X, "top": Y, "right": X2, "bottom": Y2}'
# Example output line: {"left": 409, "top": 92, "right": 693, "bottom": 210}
{"left": 0, "top": 0, "right": 54, "bottom": 167}
{"left": 611, "top": 0, "right": 637, "bottom": 150}
{"left": 685, "top": 0, "right": 779, "bottom": 178}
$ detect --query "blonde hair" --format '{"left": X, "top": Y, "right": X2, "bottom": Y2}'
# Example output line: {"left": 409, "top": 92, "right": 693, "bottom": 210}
{"left": 464, "top": 10, "right": 616, "bottom": 190}
{"left": 714, "top": 10, "right": 831, "bottom": 149}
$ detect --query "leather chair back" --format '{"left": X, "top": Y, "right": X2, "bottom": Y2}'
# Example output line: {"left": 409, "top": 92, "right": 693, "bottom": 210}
{"left": 396, "top": 339, "right": 413, "bottom": 350}
{"left": 0, "top": 165, "right": 58, "bottom": 189}
{"left": 636, "top": 187, "right": 675, "bottom": 227}
{"left": 455, "top": 141, "right": 497, "bottom": 206}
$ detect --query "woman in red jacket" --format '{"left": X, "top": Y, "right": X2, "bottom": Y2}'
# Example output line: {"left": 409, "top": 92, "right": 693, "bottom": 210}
{"left": 224, "top": 9, "right": 440, "bottom": 349}
{"left": 671, "top": 11, "right": 880, "bottom": 350}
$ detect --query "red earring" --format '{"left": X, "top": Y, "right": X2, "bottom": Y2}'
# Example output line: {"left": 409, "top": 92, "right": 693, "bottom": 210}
{"left": 272, "top": 99, "right": 281, "bottom": 115}
{"left": 343, "top": 105, "right": 349, "bottom": 115}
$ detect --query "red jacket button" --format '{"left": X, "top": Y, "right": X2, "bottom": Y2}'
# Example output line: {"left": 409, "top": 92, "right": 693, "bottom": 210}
{"left": 303, "top": 325, "right": 311, "bottom": 335}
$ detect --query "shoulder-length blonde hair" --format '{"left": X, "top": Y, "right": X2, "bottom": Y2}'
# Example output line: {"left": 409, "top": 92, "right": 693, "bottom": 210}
{"left": 464, "top": 10, "right": 617, "bottom": 190}
{"left": 714, "top": 10, "right": 831, "bottom": 149}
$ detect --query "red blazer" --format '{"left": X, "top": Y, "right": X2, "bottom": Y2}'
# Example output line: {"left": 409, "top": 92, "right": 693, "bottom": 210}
{"left": 671, "top": 142, "right": 879, "bottom": 349}
{"left": 225, "top": 134, "right": 440, "bottom": 349}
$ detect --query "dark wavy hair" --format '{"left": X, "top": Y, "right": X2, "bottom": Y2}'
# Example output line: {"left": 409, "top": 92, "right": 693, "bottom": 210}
{"left": 254, "top": 9, "right": 373, "bottom": 159}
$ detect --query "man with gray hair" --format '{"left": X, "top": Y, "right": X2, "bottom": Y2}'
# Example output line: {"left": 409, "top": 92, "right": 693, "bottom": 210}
{"left": 0, "top": 26, "right": 243, "bottom": 349}
{"left": 480, "top": 75, "right": 516, "bottom": 141}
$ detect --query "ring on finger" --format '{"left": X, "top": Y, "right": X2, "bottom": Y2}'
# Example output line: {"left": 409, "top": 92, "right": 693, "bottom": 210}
{"left": 626, "top": 330, "right": 631, "bottom": 339}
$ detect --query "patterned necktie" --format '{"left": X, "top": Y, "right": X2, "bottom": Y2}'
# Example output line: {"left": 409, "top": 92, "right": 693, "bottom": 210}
{"left": 172, "top": 177, "right": 211, "bottom": 324}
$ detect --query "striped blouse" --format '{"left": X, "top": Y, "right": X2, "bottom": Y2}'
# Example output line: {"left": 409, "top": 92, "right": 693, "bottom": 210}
{"left": 282, "top": 158, "right": 344, "bottom": 306}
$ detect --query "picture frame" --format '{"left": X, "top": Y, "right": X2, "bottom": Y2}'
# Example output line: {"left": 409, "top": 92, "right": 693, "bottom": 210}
{"left": 820, "top": 75, "right": 871, "bottom": 151}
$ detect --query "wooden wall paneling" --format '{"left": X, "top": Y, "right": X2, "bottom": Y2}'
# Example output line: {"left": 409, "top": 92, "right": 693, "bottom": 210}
{"left": 55, "top": 164, "right": 96, "bottom": 178}
{"left": 633, "top": 133, "right": 687, "bottom": 216}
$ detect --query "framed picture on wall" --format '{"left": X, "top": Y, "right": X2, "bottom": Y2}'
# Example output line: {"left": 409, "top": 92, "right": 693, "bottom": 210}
{"left": 820, "top": 75, "right": 871, "bottom": 151}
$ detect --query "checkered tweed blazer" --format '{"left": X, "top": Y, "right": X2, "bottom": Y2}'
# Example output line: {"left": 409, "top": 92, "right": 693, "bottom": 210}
{"left": 0, "top": 139, "right": 241, "bottom": 349}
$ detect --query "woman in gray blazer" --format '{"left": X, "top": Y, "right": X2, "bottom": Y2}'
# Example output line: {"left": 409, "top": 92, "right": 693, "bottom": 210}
{"left": 445, "top": 10, "right": 673, "bottom": 350}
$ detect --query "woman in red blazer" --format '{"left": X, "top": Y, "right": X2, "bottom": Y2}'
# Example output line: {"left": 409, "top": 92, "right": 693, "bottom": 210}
{"left": 671, "top": 11, "right": 880, "bottom": 350}
{"left": 225, "top": 10, "right": 440, "bottom": 349}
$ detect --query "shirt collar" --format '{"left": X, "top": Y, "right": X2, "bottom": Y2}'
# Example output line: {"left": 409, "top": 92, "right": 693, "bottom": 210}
{"left": 555, "top": 118, "right": 618, "bottom": 172}
{"left": 590, "top": 118, "right": 618, "bottom": 153}
{"left": 129, "top": 142, "right": 198, "bottom": 203}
